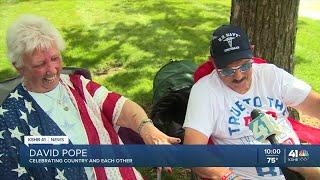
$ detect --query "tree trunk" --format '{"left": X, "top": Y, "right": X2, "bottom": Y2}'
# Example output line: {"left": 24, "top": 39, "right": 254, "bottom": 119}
{"left": 230, "top": 0, "right": 300, "bottom": 119}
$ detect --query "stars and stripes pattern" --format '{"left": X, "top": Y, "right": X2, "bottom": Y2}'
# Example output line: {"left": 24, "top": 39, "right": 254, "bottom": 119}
{"left": 0, "top": 74, "right": 143, "bottom": 180}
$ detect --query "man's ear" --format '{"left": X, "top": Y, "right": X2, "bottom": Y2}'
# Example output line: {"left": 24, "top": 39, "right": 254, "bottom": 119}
{"left": 250, "top": 45, "right": 255, "bottom": 51}
{"left": 208, "top": 56, "right": 217, "bottom": 69}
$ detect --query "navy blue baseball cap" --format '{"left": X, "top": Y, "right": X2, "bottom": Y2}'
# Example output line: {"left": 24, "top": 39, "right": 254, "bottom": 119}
{"left": 210, "top": 25, "right": 253, "bottom": 68}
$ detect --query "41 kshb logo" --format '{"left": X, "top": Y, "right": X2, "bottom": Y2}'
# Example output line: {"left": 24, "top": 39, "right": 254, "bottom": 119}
{"left": 288, "top": 150, "right": 309, "bottom": 162}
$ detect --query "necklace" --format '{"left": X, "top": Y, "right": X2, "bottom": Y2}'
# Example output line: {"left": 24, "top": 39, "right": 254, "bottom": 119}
{"left": 43, "top": 83, "right": 69, "bottom": 111}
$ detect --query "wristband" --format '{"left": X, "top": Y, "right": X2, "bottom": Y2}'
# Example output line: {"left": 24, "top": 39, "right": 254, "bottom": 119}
{"left": 137, "top": 118, "right": 153, "bottom": 135}
{"left": 221, "top": 171, "right": 238, "bottom": 180}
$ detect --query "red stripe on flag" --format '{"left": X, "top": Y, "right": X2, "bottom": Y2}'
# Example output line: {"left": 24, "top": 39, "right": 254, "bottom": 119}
{"left": 119, "top": 167, "right": 137, "bottom": 180}
{"left": 101, "top": 93, "right": 138, "bottom": 178}
{"left": 69, "top": 75, "right": 108, "bottom": 180}
{"left": 94, "top": 167, "right": 108, "bottom": 180}
{"left": 70, "top": 75, "right": 139, "bottom": 179}
{"left": 86, "top": 80, "right": 101, "bottom": 97}
{"left": 102, "top": 92, "right": 121, "bottom": 122}
{"left": 100, "top": 114, "right": 120, "bottom": 145}
{"left": 100, "top": 92, "right": 122, "bottom": 144}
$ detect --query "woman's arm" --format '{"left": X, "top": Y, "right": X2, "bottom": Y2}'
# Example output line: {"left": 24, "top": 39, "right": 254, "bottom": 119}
{"left": 116, "top": 99, "right": 181, "bottom": 144}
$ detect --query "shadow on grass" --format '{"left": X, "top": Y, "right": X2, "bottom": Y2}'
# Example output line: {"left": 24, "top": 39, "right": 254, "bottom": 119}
{"left": 1, "top": 0, "right": 48, "bottom": 5}
{"left": 103, "top": 69, "right": 154, "bottom": 106}
{"left": 60, "top": 1, "right": 230, "bottom": 103}
{"left": 295, "top": 55, "right": 308, "bottom": 65}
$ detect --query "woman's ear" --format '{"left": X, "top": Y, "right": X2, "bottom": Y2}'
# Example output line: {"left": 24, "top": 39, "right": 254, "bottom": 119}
{"left": 13, "top": 63, "right": 24, "bottom": 74}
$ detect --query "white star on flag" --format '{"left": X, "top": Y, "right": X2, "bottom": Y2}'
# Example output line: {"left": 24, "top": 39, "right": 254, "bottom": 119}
{"left": 19, "top": 110, "right": 28, "bottom": 123}
{"left": 0, "top": 130, "right": 5, "bottom": 139}
{"left": 9, "top": 90, "right": 23, "bottom": 100}
{"left": 9, "top": 127, "right": 24, "bottom": 141}
{"left": 24, "top": 100, "right": 35, "bottom": 114}
{"left": 0, "top": 106, "right": 8, "bottom": 117}
{"left": 29, "top": 126, "right": 41, "bottom": 136}
{"left": 12, "top": 163, "right": 27, "bottom": 177}
{"left": 0, "top": 153, "right": 3, "bottom": 163}
{"left": 55, "top": 169, "right": 67, "bottom": 180}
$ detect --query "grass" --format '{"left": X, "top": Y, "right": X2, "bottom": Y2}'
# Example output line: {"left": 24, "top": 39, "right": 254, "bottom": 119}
{"left": 0, "top": 0, "right": 231, "bottom": 107}
{"left": 0, "top": 0, "right": 319, "bottom": 179}
{"left": 295, "top": 17, "right": 320, "bottom": 92}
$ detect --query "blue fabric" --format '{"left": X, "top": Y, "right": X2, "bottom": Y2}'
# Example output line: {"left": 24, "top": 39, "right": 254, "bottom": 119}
{"left": 0, "top": 84, "right": 87, "bottom": 179}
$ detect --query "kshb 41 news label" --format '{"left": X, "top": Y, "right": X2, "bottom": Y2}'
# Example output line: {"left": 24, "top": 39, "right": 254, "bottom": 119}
{"left": 24, "top": 136, "right": 69, "bottom": 145}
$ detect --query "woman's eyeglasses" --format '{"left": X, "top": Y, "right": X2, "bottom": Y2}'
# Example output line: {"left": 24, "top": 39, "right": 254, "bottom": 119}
{"left": 217, "top": 60, "right": 253, "bottom": 77}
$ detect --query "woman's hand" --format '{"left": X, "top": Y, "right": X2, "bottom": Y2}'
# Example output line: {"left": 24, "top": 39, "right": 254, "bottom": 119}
{"left": 138, "top": 120, "right": 180, "bottom": 176}
{"left": 139, "top": 122, "right": 181, "bottom": 145}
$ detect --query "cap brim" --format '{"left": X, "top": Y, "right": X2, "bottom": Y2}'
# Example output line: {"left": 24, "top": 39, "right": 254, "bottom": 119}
{"left": 214, "top": 49, "right": 253, "bottom": 68}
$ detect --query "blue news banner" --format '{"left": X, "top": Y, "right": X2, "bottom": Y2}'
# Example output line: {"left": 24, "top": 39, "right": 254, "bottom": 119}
{"left": 20, "top": 145, "right": 319, "bottom": 167}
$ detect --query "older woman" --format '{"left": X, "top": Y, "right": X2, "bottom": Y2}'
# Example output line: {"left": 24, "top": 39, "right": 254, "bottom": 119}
{"left": 0, "top": 15, "right": 180, "bottom": 179}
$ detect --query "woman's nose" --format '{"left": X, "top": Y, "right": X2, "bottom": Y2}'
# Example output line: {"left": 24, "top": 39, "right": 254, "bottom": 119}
{"left": 46, "top": 61, "right": 57, "bottom": 75}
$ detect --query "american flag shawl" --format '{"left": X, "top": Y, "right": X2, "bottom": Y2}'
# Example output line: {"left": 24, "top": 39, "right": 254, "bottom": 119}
{"left": 0, "top": 74, "right": 143, "bottom": 180}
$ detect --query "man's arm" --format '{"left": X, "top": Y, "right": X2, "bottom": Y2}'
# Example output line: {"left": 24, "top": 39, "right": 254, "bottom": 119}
{"left": 184, "top": 127, "right": 239, "bottom": 179}
{"left": 290, "top": 90, "right": 320, "bottom": 179}
{"left": 293, "top": 91, "right": 320, "bottom": 119}
{"left": 289, "top": 167, "right": 320, "bottom": 180}
{"left": 116, "top": 99, "right": 181, "bottom": 144}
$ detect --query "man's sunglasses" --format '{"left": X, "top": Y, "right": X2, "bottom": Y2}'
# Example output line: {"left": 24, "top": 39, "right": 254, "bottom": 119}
{"left": 217, "top": 60, "right": 253, "bottom": 77}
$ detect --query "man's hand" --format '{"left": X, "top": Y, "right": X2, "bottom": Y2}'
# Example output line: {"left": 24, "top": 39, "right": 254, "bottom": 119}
{"left": 289, "top": 167, "right": 320, "bottom": 180}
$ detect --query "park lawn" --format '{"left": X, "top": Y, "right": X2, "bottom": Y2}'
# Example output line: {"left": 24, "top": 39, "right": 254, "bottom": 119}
{"left": 0, "top": 1, "right": 319, "bottom": 179}
{"left": 295, "top": 17, "right": 320, "bottom": 92}
{"left": 0, "top": 0, "right": 231, "bottom": 107}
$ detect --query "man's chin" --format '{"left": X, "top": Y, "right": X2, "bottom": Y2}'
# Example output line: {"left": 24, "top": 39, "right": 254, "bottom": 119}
{"left": 232, "top": 83, "right": 250, "bottom": 94}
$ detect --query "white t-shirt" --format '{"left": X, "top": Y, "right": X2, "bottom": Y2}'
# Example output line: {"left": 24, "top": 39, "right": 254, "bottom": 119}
{"left": 183, "top": 63, "right": 311, "bottom": 179}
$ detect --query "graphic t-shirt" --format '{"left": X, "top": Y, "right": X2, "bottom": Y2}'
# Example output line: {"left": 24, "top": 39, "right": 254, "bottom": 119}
{"left": 184, "top": 63, "right": 311, "bottom": 179}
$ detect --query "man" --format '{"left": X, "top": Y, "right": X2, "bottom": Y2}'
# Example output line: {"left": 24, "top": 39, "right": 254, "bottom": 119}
{"left": 183, "top": 25, "right": 320, "bottom": 179}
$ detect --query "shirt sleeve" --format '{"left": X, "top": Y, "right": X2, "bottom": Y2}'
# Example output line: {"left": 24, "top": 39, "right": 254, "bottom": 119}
{"left": 83, "top": 76, "right": 127, "bottom": 125}
{"left": 276, "top": 66, "right": 312, "bottom": 106}
{"left": 183, "top": 82, "right": 215, "bottom": 138}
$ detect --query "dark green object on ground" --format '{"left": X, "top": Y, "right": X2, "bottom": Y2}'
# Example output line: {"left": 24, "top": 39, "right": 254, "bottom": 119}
{"left": 151, "top": 60, "right": 197, "bottom": 142}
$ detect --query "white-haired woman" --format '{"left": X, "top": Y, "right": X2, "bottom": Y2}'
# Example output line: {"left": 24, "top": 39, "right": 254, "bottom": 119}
{"left": 0, "top": 15, "right": 180, "bottom": 179}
